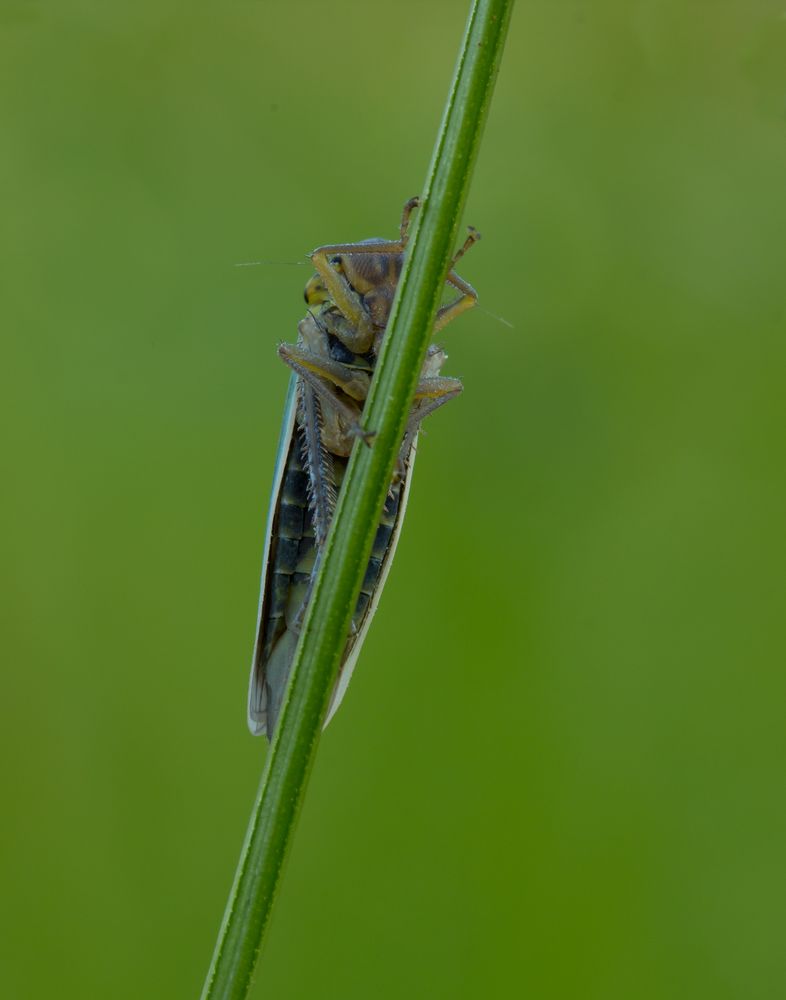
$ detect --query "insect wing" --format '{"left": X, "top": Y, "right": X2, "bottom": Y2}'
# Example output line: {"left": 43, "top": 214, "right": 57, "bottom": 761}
{"left": 248, "top": 392, "right": 419, "bottom": 734}
{"left": 323, "top": 436, "right": 419, "bottom": 726}
{"left": 247, "top": 374, "right": 298, "bottom": 735}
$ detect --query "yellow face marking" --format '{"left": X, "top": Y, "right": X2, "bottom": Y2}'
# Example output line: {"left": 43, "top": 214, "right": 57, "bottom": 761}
{"left": 304, "top": 273, "right": 329, "bottom": 306}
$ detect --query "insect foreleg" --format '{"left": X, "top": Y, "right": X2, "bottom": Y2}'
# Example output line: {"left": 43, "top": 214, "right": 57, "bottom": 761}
{"left": 450, "top": 226, "right": 481, "bottom": 268}
{"left": 432, "top": 228, "right": 481, "bottom": 334}
{"left": 399, "top": 196, "right": 420, "bottom": 241}
{"left": 318, "top": 309, "right": 373, "bottom": 355}
{"left": 309, "top": 246, "right": 378, "bottom": 352}
{"left": 434, "top": 272, "right": 478, "bottom": 334}
{"left": 309, "top": 236, "right": 407, "bottom": 352}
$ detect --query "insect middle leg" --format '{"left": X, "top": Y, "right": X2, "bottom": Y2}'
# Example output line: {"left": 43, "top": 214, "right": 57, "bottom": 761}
{"left": 278, "top": 343, "right": 371, "bottom": 454}
{"left": 396, "top": 376, "right": 463, "bottom": 472}
{"left": 278, "top": 343, "right": 370, "bottom": 402}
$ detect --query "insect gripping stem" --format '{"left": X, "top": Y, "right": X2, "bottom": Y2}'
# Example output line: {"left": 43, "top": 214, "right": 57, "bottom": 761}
{"left": 248, "top": 200, "right": 475, "bottom": 738}
{"left": 202, "top": 4, "right": 513, "bottom": 997}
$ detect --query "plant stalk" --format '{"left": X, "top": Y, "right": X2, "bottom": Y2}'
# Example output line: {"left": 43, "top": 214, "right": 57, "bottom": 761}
{"left": 202, "top": 2, "right": 514, "bottom": 996}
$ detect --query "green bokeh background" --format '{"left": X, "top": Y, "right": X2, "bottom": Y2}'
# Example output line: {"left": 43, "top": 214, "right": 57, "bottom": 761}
{"left": 3, "top": 3, "right": 785, "bottom": 997}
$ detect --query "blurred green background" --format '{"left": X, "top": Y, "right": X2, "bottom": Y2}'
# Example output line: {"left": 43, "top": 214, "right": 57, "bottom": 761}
{"left": 3, "top": 2, "right": 785, "bottom": 997}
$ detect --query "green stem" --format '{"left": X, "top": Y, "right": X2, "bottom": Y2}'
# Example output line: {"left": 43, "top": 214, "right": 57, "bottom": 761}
{"left": 201, "top": 2, "right": 514, "bottom": 996}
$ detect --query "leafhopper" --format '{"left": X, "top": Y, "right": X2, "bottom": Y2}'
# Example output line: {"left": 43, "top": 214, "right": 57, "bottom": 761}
{"left": 248, "top": 198, "right": 479, "bottom": 736}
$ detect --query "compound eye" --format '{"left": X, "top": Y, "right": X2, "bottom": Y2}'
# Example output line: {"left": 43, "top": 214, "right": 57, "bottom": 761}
{"left": 329, "top": 254, "right": 343, "bottom": 270}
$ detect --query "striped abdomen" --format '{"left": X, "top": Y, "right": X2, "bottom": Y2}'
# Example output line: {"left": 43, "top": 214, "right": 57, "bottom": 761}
{"left": 253, "top": 423, "right": 404, "bottom": 735}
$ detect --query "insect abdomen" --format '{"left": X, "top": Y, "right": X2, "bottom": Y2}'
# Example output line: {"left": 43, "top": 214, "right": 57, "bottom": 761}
{"left": 257, "top": 430, "right": 405, "bottom": 735}
{"left": 258, "top": 443, "right": 313, "bottom": 668}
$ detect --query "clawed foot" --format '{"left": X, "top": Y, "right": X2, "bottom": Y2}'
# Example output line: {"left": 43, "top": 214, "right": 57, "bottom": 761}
{"left": 350, "top": 423, "right": 377, "bottom": 448}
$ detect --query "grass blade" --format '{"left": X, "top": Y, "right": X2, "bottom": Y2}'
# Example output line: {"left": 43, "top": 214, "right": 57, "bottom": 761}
{"left": 202, "top": 2, "right": 514, "bottom": 996}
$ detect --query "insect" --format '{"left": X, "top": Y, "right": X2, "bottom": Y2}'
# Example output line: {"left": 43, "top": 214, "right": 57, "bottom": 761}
{"left": 248, "top": 197, "right": 479, "bottom": 737}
